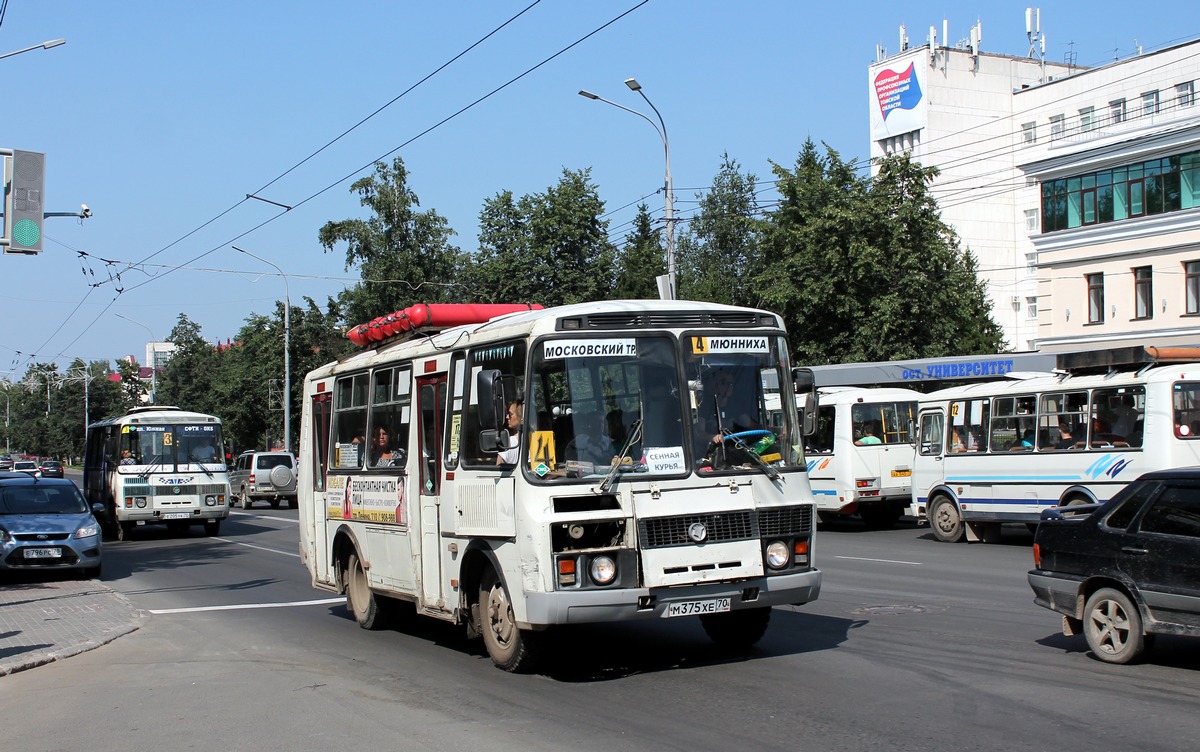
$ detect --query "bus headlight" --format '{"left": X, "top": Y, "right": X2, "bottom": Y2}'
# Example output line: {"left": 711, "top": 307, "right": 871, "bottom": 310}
{"left": 589, "top": 555, "right": 617, "bottom": 586}
{"left": 134, "top": 497, "right": 148, "bottom": 508}
{"left": 205, "top": 495, "right": 217, "bottom": 506}
{"left": 765, "top": 540, "right": 790, "bottom": 570}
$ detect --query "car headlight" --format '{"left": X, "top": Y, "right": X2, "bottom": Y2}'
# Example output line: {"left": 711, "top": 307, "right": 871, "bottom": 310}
{"left": 765, "top": 540, "right": 790, "bottom": 569}
{"left": 0, "top": 528, "right": 10, "bottom": 542}
{"left": 75, "top": 523, "right": 100, "bottom": 539}
{"left": 589, "top": 555, "right": 617, "bottom": 586}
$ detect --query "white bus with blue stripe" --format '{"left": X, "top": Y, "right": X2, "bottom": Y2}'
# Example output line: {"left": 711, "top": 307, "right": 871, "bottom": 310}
{"left": 911, "top": 358, "right": 1200, "bottom": 542}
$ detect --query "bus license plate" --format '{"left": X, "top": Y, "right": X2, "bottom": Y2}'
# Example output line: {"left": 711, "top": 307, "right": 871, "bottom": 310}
{"left": 162, "top": 512, "right": 191, "bottom": 520}
{"left": 25, "top": 547, "right": 62, "bottom": 559}
{"left": 891, "top": 469, "right": 912, "bottom": 477}
{"left": 665, "top": 598, "right": 731, "bottom": 618}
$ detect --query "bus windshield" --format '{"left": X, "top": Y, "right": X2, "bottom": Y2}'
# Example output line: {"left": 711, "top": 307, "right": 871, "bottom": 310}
{"left": 118, "top": 423, "right": 224, "bottom": 471}
{"left": 684, "top": 334, "right": 802, "bottom": 475}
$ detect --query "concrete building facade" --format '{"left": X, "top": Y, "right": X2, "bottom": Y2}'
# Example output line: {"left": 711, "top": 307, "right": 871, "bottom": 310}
{"left": 868, "top": 21, "right": 1200, "bottom": 355}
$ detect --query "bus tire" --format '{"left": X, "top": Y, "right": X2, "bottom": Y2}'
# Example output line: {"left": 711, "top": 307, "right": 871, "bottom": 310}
{"left": 859, "top": 504, "right": 902, "bottom": 530}
{"left": 345, "top": 552, "right": 389, "bottom": 630}
{"left": 929, "top": 495, "right": 965, "bottom": 542}
{"left": 700, "top": 606, "right": 772, "bottom": 649}
{"left": 117, "top": 521, "right": 134, "bottom": 542}
{"left": 1084, "top": 587, "right": 1145, "bottom": 664}
{"left": 204, "top": 519, "right": 220, "bottom": 536}
{"left": 479, "top": 567, "right": 542, "bottom": 673}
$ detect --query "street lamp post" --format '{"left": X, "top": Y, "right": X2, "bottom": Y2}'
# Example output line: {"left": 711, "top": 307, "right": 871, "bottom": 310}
{"left": 0, "top": 38, "right": 66, "bottom": 62}
{"left": 234, "top": 246, "right": 291, "bottom": 452}
{"left": 116, "top": 314, "right": 158, "bottom": 404}
{"left": 579, "top": 77, "right": 676, "bottom": 299}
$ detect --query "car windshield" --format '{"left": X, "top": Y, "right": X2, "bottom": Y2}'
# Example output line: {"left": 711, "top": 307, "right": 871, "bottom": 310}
{"left": 0, "top": 485, "right": 88, "bottom": 514}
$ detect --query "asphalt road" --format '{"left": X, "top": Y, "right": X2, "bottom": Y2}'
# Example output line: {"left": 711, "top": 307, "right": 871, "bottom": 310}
{"left": 2, "top": 510, "right": 1197, "bottom": 751}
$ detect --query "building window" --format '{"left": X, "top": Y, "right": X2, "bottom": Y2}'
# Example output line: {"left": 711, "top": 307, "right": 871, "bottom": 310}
{"left": 1187, "top": 261, "right": 1200, "bottom": 314}
{"left": 1040, "top": 149, "right": 1198, "bottom": 232}
{"left": 1109, "top": 98, "right": 1127, "bottom": 124}
{"left": 1178, "top": 81, "right": 1195, "bottom": 108}
{"left": 1025, "top": 251, "right": 1037, "bottom": 275}
{"left": 1050, "top": 114, "right": 1065, "bottom": 139}
{"left": 1142, "top": 90, "right": 1160, "bottom": 116}
{"left": 1134, "top": 266, "right": 1153, "bottom": 320}
{"left": 1024, "top": 209, "right": 1039, "bottom": 234}
{"left": 1087, "top": 273, "right": 1105, "bottom": 323}
{"left": 1026, "top": 296, "right": 1038, "bottom": 319}
{"left": 1021, "top": 121, "right": 1037, "bottom": 144}
{"left": 1079, "top": 106, "right": 1096, "bottom": 132}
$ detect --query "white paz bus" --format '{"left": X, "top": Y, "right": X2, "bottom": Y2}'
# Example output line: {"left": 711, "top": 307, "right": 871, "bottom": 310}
{"left": 911, "top": 349, "right": 1200, "bottom": 542}
{"left": 802, "top": 387, "right": 920, "bottom": 529}
{"left": 298, "top": 300, "right": 823, "bottom": 672}
{"left": 84, "top": 406, "right": 231, "bottom": 540}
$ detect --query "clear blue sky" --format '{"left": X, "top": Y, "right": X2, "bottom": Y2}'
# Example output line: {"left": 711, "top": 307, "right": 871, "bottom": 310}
{"left": 2, "top": 0, "right": 1194, "bottom": 375}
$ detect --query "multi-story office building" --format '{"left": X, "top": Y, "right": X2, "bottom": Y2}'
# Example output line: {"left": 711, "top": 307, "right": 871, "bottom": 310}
{"left": 869, "top": 19, "right": 1200, "bottom": 354}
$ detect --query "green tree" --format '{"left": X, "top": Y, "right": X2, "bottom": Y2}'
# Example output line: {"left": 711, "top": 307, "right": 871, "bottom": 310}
{"left": 463, "top": 168, "right": 616, "bottom": 306}
{"left": 613, "top": 203, "right": 662, "bottom": 299}
{"left": 756, "top": 142, "right": 1003, "bottom": 364}
{"left": 319, "top": 157, "right": 464, "bottom": 325}
{"left": 157, "top": 314, "right": 225, "bottom": 416}
{"left": 676, "top": 153, "right": 762, "bottom": 306}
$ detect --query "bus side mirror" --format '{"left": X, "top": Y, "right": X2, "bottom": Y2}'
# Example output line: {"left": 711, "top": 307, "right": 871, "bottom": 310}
{"left": 476, "top": 369, "right": 508, "bottom": 430}
{"left": 792, "top": 367, "right": 818, "bottom": 436}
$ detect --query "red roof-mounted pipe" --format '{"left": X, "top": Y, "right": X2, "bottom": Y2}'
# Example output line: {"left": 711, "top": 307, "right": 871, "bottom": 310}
{"left": 345, "top": 303, "right": 543, "bottom": 346}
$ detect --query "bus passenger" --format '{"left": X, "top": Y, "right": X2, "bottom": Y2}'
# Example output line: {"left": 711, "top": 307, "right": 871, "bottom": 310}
{"left": 855, "top": 422, "right": 882, "bottom": 445}
{"left": 1057, "top": 423, "right": 1079, "bottom": 449}
{"left": 370, "top": 426, "right": 397, "bottom": 466}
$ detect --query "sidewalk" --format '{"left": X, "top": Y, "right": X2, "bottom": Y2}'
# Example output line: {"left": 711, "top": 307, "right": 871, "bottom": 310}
{"left": 0, "top": 577, "right": 146, "bottom": 676}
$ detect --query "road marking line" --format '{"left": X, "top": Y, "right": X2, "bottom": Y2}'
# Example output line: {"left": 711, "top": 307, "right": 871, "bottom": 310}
{"left": 229, "top": 511, "right": 299, "bottom": 524}
{"left": 210, "top": 536, "right": 300, "bottom": 558}
{"left": 835, "top": 555, "right": 923, "bottom": 566}
{"left": 148, "top": 598, "right": 343, "bottom": 615}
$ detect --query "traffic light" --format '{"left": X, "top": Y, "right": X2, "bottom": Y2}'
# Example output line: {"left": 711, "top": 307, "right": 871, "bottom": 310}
{"left": 5, "top": 149, "right": 45, "bottom": 254}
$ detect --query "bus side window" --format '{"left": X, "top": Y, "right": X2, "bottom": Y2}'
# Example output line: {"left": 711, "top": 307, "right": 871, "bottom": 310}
{"left": 332, "top": 373, "right": 369, "bottom": 470}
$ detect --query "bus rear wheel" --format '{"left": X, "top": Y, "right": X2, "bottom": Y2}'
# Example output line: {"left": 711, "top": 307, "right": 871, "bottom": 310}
{"left": 479, "top": 568, "right": 542, "bottom": 673}
{"left": 929, "top": 496, "right": 965, "bottom": 542}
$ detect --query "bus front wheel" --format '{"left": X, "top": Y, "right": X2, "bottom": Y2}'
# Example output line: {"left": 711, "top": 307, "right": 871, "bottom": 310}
{"left": 116, "top": 521, "right": 134, "bottom": 542}
{"left": 479, "top": 568, "right": 542, "bottom": 673}
{"left": 700, "top": 607, "right": 772, "bottom": 649}
{"left": 929, "top": 496, "right": 965, "bottom": 542}
{"left": 346, "top": 552, "right": 389, "bottom": 630}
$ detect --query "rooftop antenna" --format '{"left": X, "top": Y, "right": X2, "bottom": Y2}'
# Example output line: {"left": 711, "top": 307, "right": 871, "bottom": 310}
{"left": 942, "top": 19, "right": 949, "bottom": 72}
{"left": 1026, "top": 8, "right": 1046, "bottom": 82}
{"left": 927, "top": 25, "right": 938, "bottom": 68}
{"left": 970, "top": 20, "right": 982, "bottom": 71}
{"left": 876, "top": 43, "right": 886, "bottom": 62}
{"left": 900, "top": 24, "right": 909, "bottom": 51}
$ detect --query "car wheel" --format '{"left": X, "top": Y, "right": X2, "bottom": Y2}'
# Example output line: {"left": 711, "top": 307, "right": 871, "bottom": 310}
{"left": 929, "top": 495, "right": 965, "bottom": 542}
{"left": 270, "top": 499, "right": 281, "bottom": 509}
{"left": 700, "top": 607, "right": 772, "bottom": 648}
{"left": 479, "top": 567, "right": 543, "bottom": 672}
{"left": 1084, "top": 587, "right": 1145, "bottom": 664}
{"left": 287, "top": 496, "right": 298, "bottom": 509}
{"left": 241, "top": 493, "right": 252, "bottom": 509}
{"left": 81, "top": 563, "right": 102, "bottom": 580}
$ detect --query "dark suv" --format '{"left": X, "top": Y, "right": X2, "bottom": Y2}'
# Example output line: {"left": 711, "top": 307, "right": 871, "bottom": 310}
{"left": 1028, "top": 467, "right": 1200, "bottom": 664}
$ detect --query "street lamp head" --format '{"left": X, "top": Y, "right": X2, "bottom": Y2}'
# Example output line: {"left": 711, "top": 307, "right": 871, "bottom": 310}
{"left": 578, "top": 90, "right": 600, "bottom": 100}
{"left": 42, "top": 39, "right": 66, "bottom": 50}
{"left": 624, "top": 77, "right": 642, "bottom": 92}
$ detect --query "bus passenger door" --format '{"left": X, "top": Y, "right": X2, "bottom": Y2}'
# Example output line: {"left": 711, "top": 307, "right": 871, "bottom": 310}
{"left": 912, "top": 408, "right": 945, "bottom": 518}
{"left": 417, "top": 375, "right": 447, "bottom": 609}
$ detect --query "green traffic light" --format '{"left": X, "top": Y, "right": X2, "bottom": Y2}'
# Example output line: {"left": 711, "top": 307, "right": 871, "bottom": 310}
{"left": 12, "top": 218, "right": 40, "bottom": 247}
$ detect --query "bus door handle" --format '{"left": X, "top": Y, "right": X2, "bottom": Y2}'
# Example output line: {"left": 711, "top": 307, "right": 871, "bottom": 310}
{"left": 1120, "top": 546, "right": 1148, "bottom": 556}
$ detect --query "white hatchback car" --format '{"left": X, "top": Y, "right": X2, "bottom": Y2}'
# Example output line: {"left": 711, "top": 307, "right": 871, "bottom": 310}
{"left": 229, "top": 451, "right": 297, "bottom": 509}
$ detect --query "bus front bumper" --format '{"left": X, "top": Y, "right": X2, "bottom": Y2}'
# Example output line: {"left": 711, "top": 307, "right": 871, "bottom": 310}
{"left": 521, "top": 568, "right": 822, "bottom": 627}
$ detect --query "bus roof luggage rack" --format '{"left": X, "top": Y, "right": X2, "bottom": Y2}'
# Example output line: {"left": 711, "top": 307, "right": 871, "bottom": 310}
{"left": 1057, "top": 345, "right": 1200, "bottom": 374}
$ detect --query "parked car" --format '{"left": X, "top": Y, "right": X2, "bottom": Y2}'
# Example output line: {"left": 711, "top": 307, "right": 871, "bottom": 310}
{"left": 38, "top": 460, "right": 64, "bottom": 478}
{"left": 229, "top": 450, "right": 297, "bottom": 509}
{"left": 0, "top": 455, "right": 12, "bottom": 471}
{"left": 0, "top": 474, "right": 103, "bottom": 577}
{"left": 1028, "top": 467, "right": 1200, "bottom": 664}
{"left": 12, "top": 460, "right": 40, "bottom": 477}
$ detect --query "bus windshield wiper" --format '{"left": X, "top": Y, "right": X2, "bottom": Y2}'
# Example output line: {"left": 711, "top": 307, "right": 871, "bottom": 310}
{"left": 726, "top": 433, "right": 781, "bottom": 481}
{"left": 600, "top": 418, "right": 643, "bottom": 493}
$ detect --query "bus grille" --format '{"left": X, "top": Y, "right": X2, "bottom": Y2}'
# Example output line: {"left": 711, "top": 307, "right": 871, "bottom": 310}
{"left": 152, "top": 484, "right": 227, "bottom": 497}
{"left": 639, "top": 511, "right": 755, "bottom": 549}
{"left": 568, "top": 311, "right": 775, "bottom": 330}
{"left": 758, "top": 505, "right": 813, "bottom": 537}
